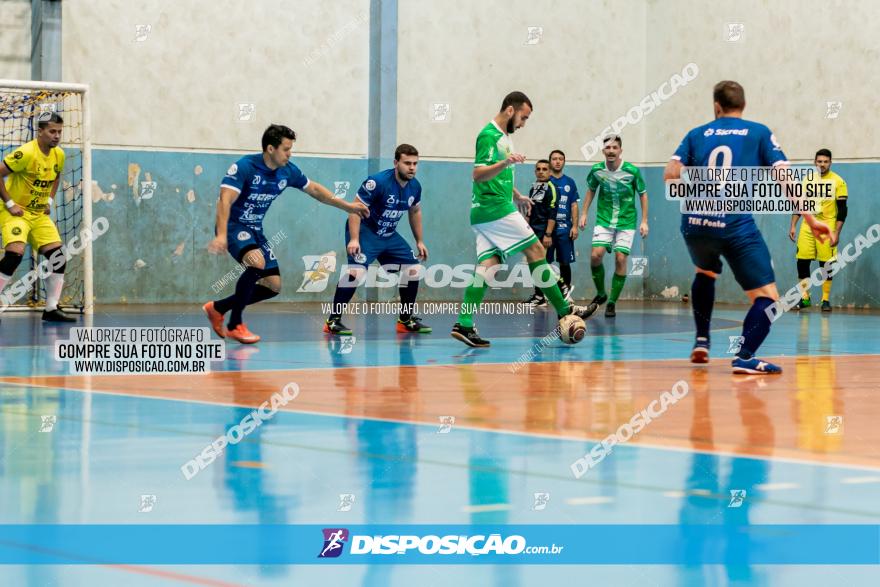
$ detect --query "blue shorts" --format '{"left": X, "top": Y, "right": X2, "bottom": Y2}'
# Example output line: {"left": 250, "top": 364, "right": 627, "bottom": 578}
{"left": 547, "top": 233, "right": 576, "bottom": 264}
{"left": 346, "top": 226, "right": 418, "bottom": 268}
{"left": 226, "top": 223, "right": 278, "bottom": 271}
{"left": 682, "top": 227, "right": 775, "bottom": 291}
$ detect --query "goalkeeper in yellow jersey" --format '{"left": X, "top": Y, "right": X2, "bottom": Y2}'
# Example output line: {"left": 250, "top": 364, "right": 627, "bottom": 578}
{"left": 789, "top": 149, "right": 848, "bottom": 312}
{"left": 0, "top": 112, "right": 76, "bottom": 322}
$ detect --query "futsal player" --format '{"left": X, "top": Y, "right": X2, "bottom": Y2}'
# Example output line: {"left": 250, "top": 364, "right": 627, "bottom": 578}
{"left": 0, "top": 112, "right": 76, "bottom": 323}
{"left": 523, "top": 159, "right": 559, "bottom": 307}
{"left": 205, "top": 124, "right": 368, "bottom": 343}
{"left": 789, "top": 148, "right": 848, "bottom": 312}
{"left": 547, "top": 149, "right": 578, "bottom": 298}
{"left": 664, "top": 81, "right": 831, "bottom": 374}
{"left": 580, "top": 135, "right": 649, "bottom": 317}
{"left": 451, "top": 91, "right": 597, "bottom": 348}
{"left": 324, "top": 143, "right": 431, "bottom": 335}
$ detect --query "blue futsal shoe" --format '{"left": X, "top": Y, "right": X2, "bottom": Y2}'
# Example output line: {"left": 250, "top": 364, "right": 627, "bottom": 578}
{"left": 732, "top": 356, "right": 782, "bottom": 375}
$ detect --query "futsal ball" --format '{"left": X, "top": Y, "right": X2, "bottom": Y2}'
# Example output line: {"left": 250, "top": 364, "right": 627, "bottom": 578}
{"left": 559, "top": 314, "right": 586, "bottom": 344}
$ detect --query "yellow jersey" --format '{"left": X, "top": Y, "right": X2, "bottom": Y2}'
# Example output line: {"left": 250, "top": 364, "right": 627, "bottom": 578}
{"left": 803, "top": 170, "right": 847, "bottom": 224}
{"left": 2, "top": 139, "right": 66, "bottom": 212}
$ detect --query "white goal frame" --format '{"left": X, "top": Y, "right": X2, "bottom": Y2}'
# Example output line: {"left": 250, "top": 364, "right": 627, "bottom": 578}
{"left": 0, "top": 79, "right": 94, "bottom": 315}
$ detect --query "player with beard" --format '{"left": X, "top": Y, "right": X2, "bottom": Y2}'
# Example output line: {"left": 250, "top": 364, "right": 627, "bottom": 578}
{"left": 324, "top": 144, "right": 431, "bottom": 335}
{"left": 451, "top": 91, "right": 598, "bottom": 347}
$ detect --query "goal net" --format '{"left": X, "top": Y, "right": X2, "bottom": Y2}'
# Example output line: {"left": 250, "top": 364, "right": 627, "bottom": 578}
{"left": 0, "top": 80, "right": 93, "bottom": 314}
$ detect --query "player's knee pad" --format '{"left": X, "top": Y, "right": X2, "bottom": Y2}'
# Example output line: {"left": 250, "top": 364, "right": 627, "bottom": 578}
{"left": 43, "top": 247, "right": 66, "bottom": 274}
{"left": 242, "top": 266, "right": 263, "bottom": 282}
{"left": 0, "top": 251, "right": 23, "bottom": 276}
{"left": 796, "top": 259, "right": 812, "bottom": 279}
{"left": 822, "top": 260, "right": 834, "bottom": 281}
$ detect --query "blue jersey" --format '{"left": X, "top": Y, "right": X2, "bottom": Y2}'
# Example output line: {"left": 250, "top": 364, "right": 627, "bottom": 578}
{"left": 673, "top": 117, "right": 787, "bottom": 236}
{"left": 221, "top": 154, "right": 309, "bottom": 230}
{"left": 355, "top": 168, "right": 422, "bottom": 238}
{"left": 549, "top": 175, "right": 579, "bottom": 232}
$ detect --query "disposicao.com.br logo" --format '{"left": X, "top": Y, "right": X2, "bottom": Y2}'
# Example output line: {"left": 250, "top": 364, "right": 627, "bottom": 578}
{"left": 317, "top": 528, "right": 563, "bottom": 558}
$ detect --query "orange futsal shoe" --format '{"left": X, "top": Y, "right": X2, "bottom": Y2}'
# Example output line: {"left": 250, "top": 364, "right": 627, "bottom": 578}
{"left": 202, "top": 302, "right": 226, "bottom": 338}
{"left": 227, "top": 323, "right": 261, "bottom": 344}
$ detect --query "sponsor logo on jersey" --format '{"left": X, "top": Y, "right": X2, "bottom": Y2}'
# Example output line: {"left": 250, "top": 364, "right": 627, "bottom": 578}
{"left": 252, "top": 175, "right": 261, "bottom": 185}
{"left": 13, "top": 151, "right": 23, "bottom": 160}
{"left": 278, "top": 179, "right": 287, "bottom": 190}
{"left": 354, "top": 252, "right": 367, "bottom": 264}
{"left": 408, "top": 196, "right": 414, "bottom": 206}
{"left": 237, "top": 231, "right": 251, "bottom": 241}
{"left": 227, "top": 163, "right": 238, "bottom": 176}
{"left": 364, "top": 179, "right": 376, "bottom": 192}
{"left": 707, "top": 128, "right": 749, "bottom": 137}
{"left": 564, "top": 185, "right": 570, "bottom": 192}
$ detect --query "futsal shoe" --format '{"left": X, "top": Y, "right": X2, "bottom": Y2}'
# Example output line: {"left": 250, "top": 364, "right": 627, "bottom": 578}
{"left": 568, "top": 302, "right": 599, "bottom": 320}
{"left": 323, "top": 316, "right": 353, "bottom": 335}
{"left": 732, "top": 356, "right": 782, "bottom": 375}
{"left": 202, "top": 302, "right": 226, "bottom": 337}
{"left": 451, "top": 323, "right": 490, "bottom": 347}
{"left": 796, "top": 298, "right": 811, "bottom": 310}
{"left": 821, "top": 300, "right": 832, "bottom": 313}
{"left": 560, "top": 283, "right": 574, "bottom": 302}
{"left": 525, "top": 293, "right": 546, "bottom": 308}
{"left": 590, "top": 293, "right": 608, "bottom": 306}
{"left": 42, "top": 308, "right": 76, "bottom": 322}
{"left": 226, "top": 323, "right": 260, "bottom": 344}
{"left": 397, "top": 316, "right": 432, "bottom": 334}
{"left": 604, "top": 302, "right": 617, "bottom": 318}
{"left": 690, "top": 337, "right": 711, "bottom": 364}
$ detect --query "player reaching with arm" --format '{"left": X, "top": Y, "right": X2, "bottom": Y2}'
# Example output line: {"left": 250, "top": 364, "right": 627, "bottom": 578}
{"left": 324, "top": 143, "right": 431, "bottom": 335}
{"left": 451, "top": 91, "right": 598, "bottom": 348}
{"left": 664, "top": 81, "right": 830, "bottom": 374}
{"left": 204, "top": 124, "right": 368, "bottom": 343}
{"left": 0, "top": 112, "right": 76, "bottom": 323}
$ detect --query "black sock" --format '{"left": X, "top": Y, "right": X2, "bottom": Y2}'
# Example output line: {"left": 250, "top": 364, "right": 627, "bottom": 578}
{"left": 796, "top": 259, "right": 812, "bottom": 280}
{"left": 330, "top": 282, "right": 358, "bottom": 319}
{"left": 559, "top": 263, "right": 572, "bottom": 287}
{"left": 692, "top": 272, "right": 715, "bottom": 339}
{"left": 736, "top": 297, "right": 774, "bottom": 359}
{"left": 399, "top": 278, "right": 419, "bottom": 321}
{"left": 228, "top": 267, "right": 262, "bottom": 329}
{"left": 249, "top": 284, "right": 278, "bottom": 305}
{"left": 213, "top": 294, "right": 235, "bottom": 315}
{"left": 215, "top": 283, "right": 276, "bottom": 314}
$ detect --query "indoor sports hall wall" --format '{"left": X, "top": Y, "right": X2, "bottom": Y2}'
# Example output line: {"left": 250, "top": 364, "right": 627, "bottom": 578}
{"left": 0, "top": 0, "right": 31, "bottom": 80}
{"left": 640, "top": 0, "right": 880, "bottom": 306}
{"left": 40, "top": 0, "right": 880, "bottom": 306}
{"left": 58, "top": 0, "right": 373, "bottom": 303}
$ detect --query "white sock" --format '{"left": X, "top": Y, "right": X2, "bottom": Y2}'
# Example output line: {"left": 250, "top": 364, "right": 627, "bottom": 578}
{"left": 0, "top": 272, "right": 12, "bottom": 293}
{"left": 45, "top": 273, "right": 65, "bottom": 311}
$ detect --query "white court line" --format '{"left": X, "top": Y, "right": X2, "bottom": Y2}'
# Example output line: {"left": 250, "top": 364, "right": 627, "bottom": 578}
{"left": 565, "top": 496, "right": 614, "bottom": 506}
{"left": 755, "top": 482, "right": 800, "bottom": 491}
{"left": 841, "top": 476, "right": 880, "bottom": 485}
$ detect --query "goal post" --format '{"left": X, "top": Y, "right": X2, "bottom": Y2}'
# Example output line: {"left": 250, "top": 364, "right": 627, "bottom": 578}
{"left": 0, "top": 79, "right": 94, "bottom": 315}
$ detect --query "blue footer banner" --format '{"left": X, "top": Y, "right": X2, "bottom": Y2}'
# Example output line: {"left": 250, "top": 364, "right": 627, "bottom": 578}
{"left": 0, "top": 525, "right": 877, "bottom": 565}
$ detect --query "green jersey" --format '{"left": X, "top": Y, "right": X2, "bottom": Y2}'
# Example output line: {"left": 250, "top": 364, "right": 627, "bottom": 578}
{"left": 471, "top": 121, "right": 516, "bottom": 224}
{"left": 586, "top": 160, "right": 646, "bottom": 229}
